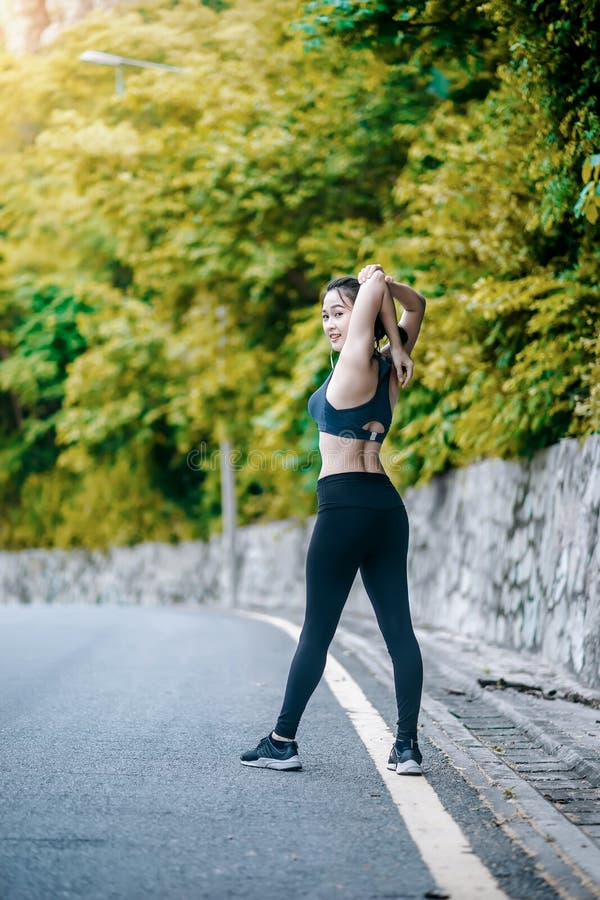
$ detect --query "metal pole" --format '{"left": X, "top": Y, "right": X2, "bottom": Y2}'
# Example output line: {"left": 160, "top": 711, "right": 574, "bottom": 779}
{"left": 115, "top": 65, "right": 125, "bottom": 96}
{"left": 216, "top": 304, "right": 237, "bottom": 608}
{"left": 219, "top": 432, "right": 237, "bottom": 608}
{"left": 79, "top": 50, "right": 186, "bottom": 98}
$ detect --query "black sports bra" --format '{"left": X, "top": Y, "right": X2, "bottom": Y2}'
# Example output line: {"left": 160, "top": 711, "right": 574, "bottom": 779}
{"left": 307, "top": 354, "right": 393, "bottom": 443}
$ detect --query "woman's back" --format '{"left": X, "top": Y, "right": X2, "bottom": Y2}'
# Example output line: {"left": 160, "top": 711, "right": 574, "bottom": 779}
{"left": 308, "top": 352, "right": 399, "bottom": 477}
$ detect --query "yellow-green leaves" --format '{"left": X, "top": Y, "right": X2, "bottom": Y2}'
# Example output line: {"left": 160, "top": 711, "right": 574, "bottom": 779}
{"left": 0, "top": 0, "right": 598, "bottom": 549}
{"left": 576, "top": 154, "right": 600, "bottom": 224}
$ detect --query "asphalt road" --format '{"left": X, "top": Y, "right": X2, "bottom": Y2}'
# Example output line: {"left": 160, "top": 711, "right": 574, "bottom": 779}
{"left": 0, "top": 602, "right": 569, "bottom": 899}
{"left": 1, "top": 602, "right": 438, "bottom": 900}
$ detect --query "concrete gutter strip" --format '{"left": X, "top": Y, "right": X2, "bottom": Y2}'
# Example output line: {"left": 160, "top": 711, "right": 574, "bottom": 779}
{"left": 334, "top": 624, "right": 600, "bottom": 900}
{"left": 415, "top": 633, "right": 600, "bottom": 789}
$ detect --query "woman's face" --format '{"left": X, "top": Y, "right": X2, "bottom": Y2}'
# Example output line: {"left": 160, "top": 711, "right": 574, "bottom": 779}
{"left": 322, "top": 290, "right": 352, "bottom": 352}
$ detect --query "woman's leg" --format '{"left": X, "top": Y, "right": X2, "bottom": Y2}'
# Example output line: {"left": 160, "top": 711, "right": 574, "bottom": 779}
{"left": 273, "top": 507, "right": 365, "bottom": 739}
{"left": 359, "top": 503, "right": 423, "bottom": 742}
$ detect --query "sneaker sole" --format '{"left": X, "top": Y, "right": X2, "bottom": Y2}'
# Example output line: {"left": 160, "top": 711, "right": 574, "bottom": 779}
{"left": 241, "top": 756, "right": 302, "bottom": 771}
{"left": 396, "top": 760, "right": 423, "bottom": 776}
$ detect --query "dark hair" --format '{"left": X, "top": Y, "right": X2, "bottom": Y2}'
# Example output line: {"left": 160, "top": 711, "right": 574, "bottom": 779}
{"left": 324, "top": 276, "right": 408, "bottom": 350}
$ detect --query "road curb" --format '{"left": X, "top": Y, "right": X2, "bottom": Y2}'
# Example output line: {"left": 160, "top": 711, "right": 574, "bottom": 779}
{"left": 415, "top": 633, "right": 600, "bottom": 790}
{"left": 336, "top": 625, "right": 600, "bottom": 900}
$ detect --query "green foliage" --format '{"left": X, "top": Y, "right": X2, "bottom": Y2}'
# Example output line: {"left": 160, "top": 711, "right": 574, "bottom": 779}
{"left": 0, "top": 0, "right": 598, "bottom": 549}
{"left": 576, "top": 155, "right": 600, "bottom": 224}
{"left": 0, "top": 284, "right": 91, "bottom": 491}
{"left": 297, "top": 0, "right": 499, "bottom": 67}
{"left": 1, "top": 446, "right": 196, "bottom": 549}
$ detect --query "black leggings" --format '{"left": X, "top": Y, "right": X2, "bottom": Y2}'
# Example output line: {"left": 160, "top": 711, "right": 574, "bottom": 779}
{"left": 274, "top": 471, "right": 423, "bottom": 742}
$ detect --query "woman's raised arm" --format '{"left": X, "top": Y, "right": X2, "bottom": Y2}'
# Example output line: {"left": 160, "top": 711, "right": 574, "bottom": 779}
{"left": 339, "top": 268, "right": 391, "bottom": 366}
{"left": 384, "top": 277, "right": 426, "bottom": 357}
{"left": 378, "top": 280, "right": 415, "bottom": 388}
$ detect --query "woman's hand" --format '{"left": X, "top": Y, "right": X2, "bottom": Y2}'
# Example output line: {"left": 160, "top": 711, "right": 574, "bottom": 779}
{"left": 358, "top": 263, "right": 385, "bottom": 284}
{"left": 390, "top": 343, "right": 414, "bottom": 389}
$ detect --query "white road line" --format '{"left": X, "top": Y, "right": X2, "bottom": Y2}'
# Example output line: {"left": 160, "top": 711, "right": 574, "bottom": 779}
{"left": 243, "top": 610, "right": 507, "bottom": 900}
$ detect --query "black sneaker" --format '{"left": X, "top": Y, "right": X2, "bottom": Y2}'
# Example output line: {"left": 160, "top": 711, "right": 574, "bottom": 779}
{"left": 387, "top": 739, "right": 423, "bottom": 776}
{"left": 240, "top": 734, "right": 302, "bottom": 771}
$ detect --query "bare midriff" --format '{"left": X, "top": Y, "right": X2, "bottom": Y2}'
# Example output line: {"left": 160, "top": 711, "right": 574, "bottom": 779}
{"left": 316, "top": 374, "right": 398, "bottom": 479}
{"left": 316, "top": 434, "right": 387, "bottom": 479}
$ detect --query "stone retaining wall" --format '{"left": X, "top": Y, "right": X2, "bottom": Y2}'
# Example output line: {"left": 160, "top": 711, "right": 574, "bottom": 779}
{"left": 404, "top": 436, "right": 599, "bottom": 690}
{"left": 1, "top": 435, "right": 598, "bottom": 688}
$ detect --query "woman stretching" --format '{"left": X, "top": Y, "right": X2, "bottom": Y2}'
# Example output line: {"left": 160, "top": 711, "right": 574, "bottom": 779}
{"left": 241, "top": 264, "right": 426, "bottom": 775}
